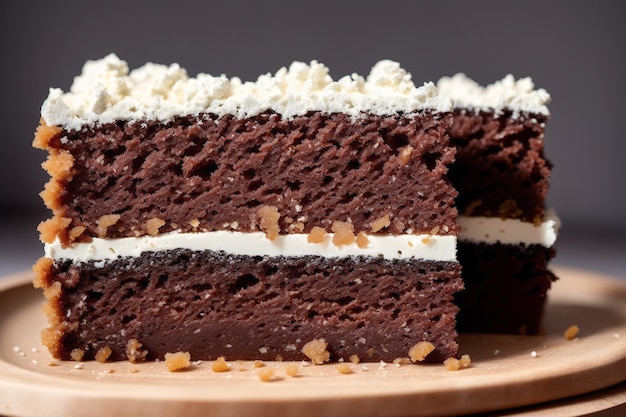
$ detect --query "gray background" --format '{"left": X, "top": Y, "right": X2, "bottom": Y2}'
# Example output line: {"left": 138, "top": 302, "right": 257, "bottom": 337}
{"left": 1, "top": 0, "right": 624, "bottom": 278}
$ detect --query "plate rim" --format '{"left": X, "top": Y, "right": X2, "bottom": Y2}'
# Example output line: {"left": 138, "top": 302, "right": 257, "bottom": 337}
{"left": 1, "top": 266, "right": 625, "bottom": 417}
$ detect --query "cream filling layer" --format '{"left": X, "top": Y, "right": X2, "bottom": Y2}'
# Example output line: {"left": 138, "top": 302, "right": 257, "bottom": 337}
{"left": 458, "top": 209, "right": 560, "bottom": 247}
{"left": 44, "top": 211, "right": 560, "bottom": 263}
{"left": 45, "top": 231, "right": 458, "bottom": 263}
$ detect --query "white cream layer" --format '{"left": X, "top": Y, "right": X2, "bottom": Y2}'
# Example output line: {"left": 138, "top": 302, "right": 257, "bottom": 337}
{"left": 459, "top": 209, "right": 560, "bottom": 247}
{"left": 41, "top": 54, "right": 453, "bottom": 131}
{"left": 437, "top": 73, "right": 551, "bottom": 117}
{"left": 45, "top": 231, "right": 458, "bottom": 263}
{"left": 44, "top": 211, "right": 560, "bottom": 263}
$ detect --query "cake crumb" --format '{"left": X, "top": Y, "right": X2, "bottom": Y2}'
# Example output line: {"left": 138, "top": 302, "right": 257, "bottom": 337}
{"left": 460, "top": 355, "right": 471, "bottom": 367}
{"left": 70, "top": 348, "right": 85, "bottom": 362}
{"left": 68, "top": 225, "right": 86, "bottom": 240}
{"left": 257, "top": 205, "right": 280, "bottom": 241}
{"left": 37, "top": 216, "right": 71, "bottom": 244}
{"left": 164, "top": 351, "right": 191, "bottom": 372}
{"left": 190, "top": 218, "right": 200, "bottom": 229}
{"left": 256, "top": 367, "right": 277, "bottom": 382}
{"left": 398, "top": 145, "right": 413, "bottom": 165}
{"left": 41, "top": 149, "right": 74, "bottom": 178}
{"left": 94, "top": 345, "right": 112, "bottom": 363}
{"left": 146, "top": 218, "right": 166, "bottom": 236}
{"left": 564, "top": 325, "right": 580, "bottom": 340}
{"left": 32, "top": 258, "right": 54, "bottom": 289}
{"left": 39, "top": 180, "right": 63, "bottom": 212}
{"left": 126, "top": 339, "right": 149, "bottom": 363}
{"left": 370, "top": 214, "right": 391, "bottom": 233}
{"left": 32, "top": 119, "right": 62, "bottom": 150}
{"left": 301, "top": 338, "right": 330, "bottom": 365}
{"left": 285, "top": 363, "right": 300, "bottom": 377}
{"left": 290, "top": 221, "right": 305, "bottom": 233}
{"left": 129, "top": 368, "right": 140, "bottom": 374}
{"left": 95, "top": 214, "right": 121, "bottom": 237}
{"left": 464, "top": 199, "right": 483, "bottom": 216}
{"left": 393, "top": 357, "right": 411, "bottom": 366}
{"left": 408, "top": 341, "right": 435, "bottom": 362}
{"left": 253, "top": 360, "right": 265, "bottom": 368}
{"left": 356, "top": 231, "right": 369, "bottom": 248}
{"left": 307, "top": 226, "right": 327, "bottom": 243}
{"left": 498, "top": 199, "right": 523, "bottom": 218}
{"left": 212, "top": 356, "right": 230, "bottom": 372}
{"left": 42, "top": 281, "right": 62, "bottom": 300}
{"left": 331, "top": 221, "right": 355, "bottom": 246}
{"left": 444, "top": 354, "right": 471, "bottom": 371}
{"left": 349, "top": 354, "right": 360, "bottom": 364}
{"left": 530, "top": 350, "right": 538, "bottom": 358}
{"left": 336, "top": 363, "right": 353, "bottom": 374}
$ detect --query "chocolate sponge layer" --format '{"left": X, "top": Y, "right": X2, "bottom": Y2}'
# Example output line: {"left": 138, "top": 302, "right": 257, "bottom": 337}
{"left": 43, "top": 250, "right": 463, "bottom": 363}
{"left": 449, "top": 110, "right": 552, "bottom": 223}
{"left": 47, "top": 111, "right": 457, "bottom": 244}
{"left": 455, "top": 241, "right": 557, "bottom": 334}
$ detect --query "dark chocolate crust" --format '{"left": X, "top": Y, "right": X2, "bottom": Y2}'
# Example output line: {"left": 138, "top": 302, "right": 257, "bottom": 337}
{"left": 455, "top": 241, "right": 557, "bottom": 334}
{"left": 47, "top": 111, "right": 458, "bottom": 244}
{"left": 44, "top": 250, "right": 462, "bottom": 363}
{"left": 449, "top": 110, "right": 552, "bottom": 224}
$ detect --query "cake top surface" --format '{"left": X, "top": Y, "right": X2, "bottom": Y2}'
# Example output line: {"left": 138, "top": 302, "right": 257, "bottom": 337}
{"left": 41, "top": 54, "right": 453, "bottom": 130}
{"left": 437, "top": 73, "right": 551, "bottom": 117}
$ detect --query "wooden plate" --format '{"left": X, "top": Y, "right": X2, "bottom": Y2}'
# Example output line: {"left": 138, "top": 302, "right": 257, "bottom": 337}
{"left": 1, "top": 267, "right": 625, "bottom": 417}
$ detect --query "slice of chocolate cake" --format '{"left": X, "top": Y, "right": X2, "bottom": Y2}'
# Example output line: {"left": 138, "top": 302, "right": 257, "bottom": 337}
{"left": 33, "top": 55, "right": 462, "bottom": 363}
{"left": 437, "top": 74, "right": 559, "bottom": 334}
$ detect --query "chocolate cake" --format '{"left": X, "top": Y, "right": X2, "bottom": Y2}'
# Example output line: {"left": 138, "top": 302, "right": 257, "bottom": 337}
{"left": 437, "top": 74, "right": 559, "bottom": 334}
{"left": 33, "top": 55, "right": 463, "bottom": 363}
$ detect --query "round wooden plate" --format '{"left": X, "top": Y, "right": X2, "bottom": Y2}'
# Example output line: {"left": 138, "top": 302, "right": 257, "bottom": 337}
{"left": 1, "top": 267, "right": 625, "bottom": 417}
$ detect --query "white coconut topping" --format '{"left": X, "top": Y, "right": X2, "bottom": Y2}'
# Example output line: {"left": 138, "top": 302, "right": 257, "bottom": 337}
{"left": 41, "top": 54, "right": 453, "bottom": 131}
{"left": 437, "top": 73, "right": 550, "bottom": 117}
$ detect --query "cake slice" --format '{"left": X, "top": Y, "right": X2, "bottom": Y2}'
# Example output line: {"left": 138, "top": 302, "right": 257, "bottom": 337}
{"left": 437, "top": 74, "right": 559, "bottom": 334}
{"left": 33, "top": 55, "right": 462, "bottom": 363}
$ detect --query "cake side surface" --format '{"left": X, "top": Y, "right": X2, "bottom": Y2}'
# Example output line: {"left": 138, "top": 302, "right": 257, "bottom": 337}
{"left": 455, "top": 242, "right": 557, "bottom": 334}
{"left": 449, "top": 109, "right": 552, "bottom": 224}
{"left": 441, "top": 73, "right": 558, "bottom": 335}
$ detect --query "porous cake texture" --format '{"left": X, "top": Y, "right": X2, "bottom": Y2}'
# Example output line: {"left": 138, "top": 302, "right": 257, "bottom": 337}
{"left": 33, "top": 55, "right": 463, "bottom": 363}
